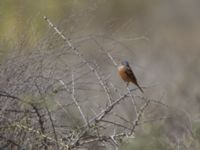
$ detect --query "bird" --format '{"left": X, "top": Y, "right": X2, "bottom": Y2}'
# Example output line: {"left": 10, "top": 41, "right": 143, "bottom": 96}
{"left": 118, "top": 60, "right": 144, "bottom": 93}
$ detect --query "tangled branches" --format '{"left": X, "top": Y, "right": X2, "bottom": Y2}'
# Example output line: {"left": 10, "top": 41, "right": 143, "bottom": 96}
{"left": 0, "top": 16, "right": 171, "bottom": 150}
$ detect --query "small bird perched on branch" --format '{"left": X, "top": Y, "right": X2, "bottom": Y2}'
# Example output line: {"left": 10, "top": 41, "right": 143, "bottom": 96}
{"left": 118, "top": 61, "right": 144, "bottom": 93}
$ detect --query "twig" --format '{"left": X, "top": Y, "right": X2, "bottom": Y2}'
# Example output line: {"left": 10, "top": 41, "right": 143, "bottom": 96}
{"left": 127, "top": 87, "right": 138, "bottom": 116}
{"left": 100, "top": 119, "right": 132, "bottom": 130}
{"left": 13, "top": 122, "right": 69, "bottom": 149}
{"left": 87, "top": 88, "right": 142, "bottom": 126}
{"left": 43, "top": 16, "right": 112, "bottom": 105}
{"left": 31, "top": 104, "right": 48, "bottom": 150}
{"left": 34, "top": 81, "right": 59, "bottom": 150}
{"left": 114, "top": 114, "right": 132, "bottom": 125}
{"left": 92, "top": 38, "right": 118, "bottom": 67}
{"left": 70, "top": 90, "right": 131, "bottom": 148}
{"left": 71, "top": 70, "right": 88, "bottom": 125}
{"left": 88, "top": 90, "right": 134, "bottom": 125}
{"left": 0, "top": 135, "right": 21, "bottom": 148}
{"left": 0, "top": 91, "right": 29, "bottom": 104}
{"left": 45, "top": 106, "right": 60, "bottom": 150}
{"left": 135, "top": 94, "right": 170, "bottom": 108}
{"left": 70, "top": 132, "right": 126, "bottom": 149}
{"left": 130, "top": 99, "right": 150, "bottom": 135}
{"left": 138, "top": 116, "right": 171, "bottom": 125}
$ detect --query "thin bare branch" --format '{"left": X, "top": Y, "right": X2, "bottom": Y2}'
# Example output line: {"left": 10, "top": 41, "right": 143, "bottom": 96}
{"left": 43, "top": 16, "right": 112, "bottom": 105}
{"left": 130, "top": 99, "right": 150, "bottom": 135}
{"left": 71, "top": 70, "right": 88, "bottom": 125}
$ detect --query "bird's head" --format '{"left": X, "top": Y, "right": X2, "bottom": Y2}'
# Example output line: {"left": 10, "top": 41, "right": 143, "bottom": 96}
{"left": 121, "top": 60, "right": 129, "bottom": 67}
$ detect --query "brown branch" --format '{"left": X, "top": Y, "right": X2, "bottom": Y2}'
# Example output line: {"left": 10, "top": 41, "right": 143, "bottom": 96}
{"left": 34, "top": 81, "right": 60, "bottom": 150}
{"left": 31, "top": 104, "right": 48, "bottom": 150}
{"left": 0, "top": 91, "right": 28, "bottom": 104}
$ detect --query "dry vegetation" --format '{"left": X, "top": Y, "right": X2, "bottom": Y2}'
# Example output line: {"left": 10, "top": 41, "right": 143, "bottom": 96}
{"left": 1, "top": 0, "right": 200, "bottom": 150}
{"left": 0, "top": 17, "right": 159, "bottom": 149}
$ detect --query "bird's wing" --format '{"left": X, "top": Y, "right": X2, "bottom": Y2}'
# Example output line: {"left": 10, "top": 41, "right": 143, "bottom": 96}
{"left": 125, "top": 67, "right": 137, "bottom": 82}
{"left": 125, "top": 67, "right": 144, "bottom": 93}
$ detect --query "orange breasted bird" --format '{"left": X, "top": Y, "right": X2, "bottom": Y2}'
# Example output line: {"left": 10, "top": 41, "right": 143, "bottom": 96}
{"left": 118, "top": 61, "right": 144, "bottom": 93}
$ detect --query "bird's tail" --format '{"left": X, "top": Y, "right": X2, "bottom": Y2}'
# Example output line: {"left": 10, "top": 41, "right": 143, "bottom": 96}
{"left": 136, "top": 83, "right": 144, "bottom": 93}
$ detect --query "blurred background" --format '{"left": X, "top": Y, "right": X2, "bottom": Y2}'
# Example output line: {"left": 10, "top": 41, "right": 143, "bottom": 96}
{"left": 1, "top": 0, "right": 200, "bottom": 149}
